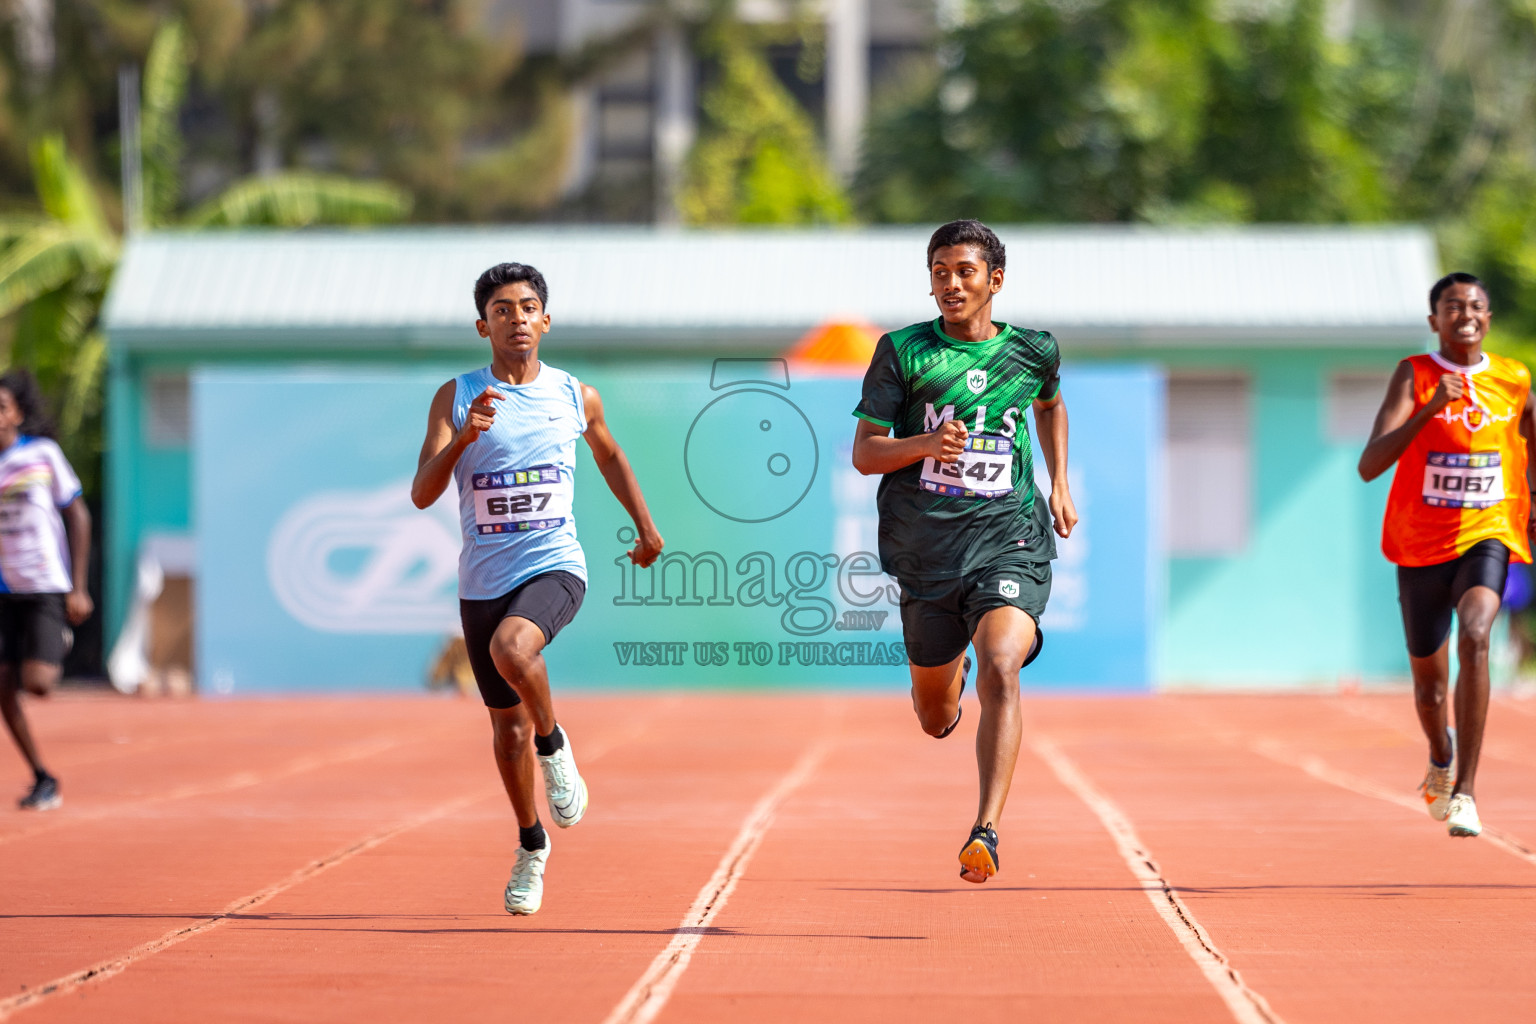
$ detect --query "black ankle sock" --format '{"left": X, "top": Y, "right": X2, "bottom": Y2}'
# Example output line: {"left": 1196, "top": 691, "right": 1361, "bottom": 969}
{"left": 533, "top": 726, "right": 563, "bottom": 757}
{"left": 519, "top": 821, "right": 547, "bottom": 851}
{"left": 33, "top": 767, "right": 52, "bottom": 783}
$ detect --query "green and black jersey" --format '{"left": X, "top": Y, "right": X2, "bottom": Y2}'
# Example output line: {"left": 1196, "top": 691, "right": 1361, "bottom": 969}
{"left": 854, "top": 318, "right": 1061, "bottom": 581}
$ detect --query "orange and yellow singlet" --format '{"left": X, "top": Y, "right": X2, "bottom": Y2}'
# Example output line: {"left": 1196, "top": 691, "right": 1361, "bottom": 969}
{"left": 1383, "top": 351, "right": 1532, "bottom": 567}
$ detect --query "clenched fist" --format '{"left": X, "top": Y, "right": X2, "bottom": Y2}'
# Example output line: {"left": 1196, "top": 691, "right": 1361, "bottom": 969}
{"left": 927, "top": 419, "right": 969, "bottom": 463}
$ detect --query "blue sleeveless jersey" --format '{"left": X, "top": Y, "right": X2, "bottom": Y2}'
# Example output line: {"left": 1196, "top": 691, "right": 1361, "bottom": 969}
{"left": 452, "top": 364, "right": 588, "bottom": 599}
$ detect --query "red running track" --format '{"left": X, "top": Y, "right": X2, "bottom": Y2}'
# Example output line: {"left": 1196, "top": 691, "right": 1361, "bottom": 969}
{"left": 3, "top": 691, "right": 1536, "bottom": 1022}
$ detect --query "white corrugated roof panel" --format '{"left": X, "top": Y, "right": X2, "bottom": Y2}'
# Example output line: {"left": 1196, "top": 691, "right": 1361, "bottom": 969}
{"left": 103, "top": 225, "right": 1437, "bottom": 344}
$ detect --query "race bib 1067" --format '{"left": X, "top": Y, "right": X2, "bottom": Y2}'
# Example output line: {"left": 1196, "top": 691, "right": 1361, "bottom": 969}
{"left": 920, "top": 434, "right": 1014, "bottom": 498}
{"left": 472, "top": 466, "right": 573, "bottom": 534}
{"left": 1422, "top": 451, "right": 1504, "bottom": 509}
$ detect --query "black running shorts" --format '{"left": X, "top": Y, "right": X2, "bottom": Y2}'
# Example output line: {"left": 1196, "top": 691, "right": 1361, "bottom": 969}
{"left": 1397, "top": 539, "right": 1510, "bottom": 659}
{"left": 459, "top": 571, "right": 586, "bottom": 709}
{"left": 898, "top": 553, "right": 1051, "bottom": 668}
{"left": 0, "top": 593, "right": 71, "bottom": 670}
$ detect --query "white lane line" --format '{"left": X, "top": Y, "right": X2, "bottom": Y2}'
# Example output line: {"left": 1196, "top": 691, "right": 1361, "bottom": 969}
{"left": 601, "top": 739, "right": 832, "bottom": 1024}
{"left": 1029, "top": 734, "right": 1284, "bottom": 1024}
{"left": 0, "top": 792, "right": 483, "bottom": 1020}
{"left": 1248, "top": 737, "right": 1536, "bottom": 869}
{"left": 0, "top": 730, "right": 426, "bottom": 850}
{"left": 0, "top": 709, "right": 654, "bottom": 1017}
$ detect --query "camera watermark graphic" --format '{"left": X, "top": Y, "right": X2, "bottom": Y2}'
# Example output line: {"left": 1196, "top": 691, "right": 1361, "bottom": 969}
{"left": 684, "top": 358, "right": 819, "bottom": 523}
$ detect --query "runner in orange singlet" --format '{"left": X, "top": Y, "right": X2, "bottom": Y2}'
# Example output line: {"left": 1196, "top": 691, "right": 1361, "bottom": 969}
{"left": 1360, "top": 273, "right": 1536, "bottom": 838}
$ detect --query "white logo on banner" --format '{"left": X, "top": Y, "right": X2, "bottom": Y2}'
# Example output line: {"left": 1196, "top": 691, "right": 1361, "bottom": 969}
{"left": 267, "top": 478, "right": 460, "bottom": 633}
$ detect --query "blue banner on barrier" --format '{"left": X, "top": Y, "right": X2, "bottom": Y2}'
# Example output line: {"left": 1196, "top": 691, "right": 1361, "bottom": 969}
{"left": 193, "top": 361, "right": 1161, "bottom": 693}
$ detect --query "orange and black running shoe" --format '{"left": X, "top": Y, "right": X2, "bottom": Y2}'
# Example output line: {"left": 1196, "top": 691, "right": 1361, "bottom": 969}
{"left": 958, "top": 822, "right": 999, "bottom": 883}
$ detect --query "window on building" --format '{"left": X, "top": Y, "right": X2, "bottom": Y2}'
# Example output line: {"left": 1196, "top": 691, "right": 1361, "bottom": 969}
{"left": 1167, "top": 374, "right": 1250, "bottom": 555}
{"left": 1326, "top": 371, "right": 1391, "bottom": 442}
{"left": 144, "top": 372, "right": 189, "bottom": 448}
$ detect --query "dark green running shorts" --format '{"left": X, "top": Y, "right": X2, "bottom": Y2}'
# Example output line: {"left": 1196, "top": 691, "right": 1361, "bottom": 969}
{"left": 897, "top": 553, "right": 1051, "bottom": 667}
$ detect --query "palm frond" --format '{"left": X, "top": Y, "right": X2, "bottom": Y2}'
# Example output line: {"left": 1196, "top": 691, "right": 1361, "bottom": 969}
{"left": 29, "top": 136, "right": 113, "bottom": 242}
{"left": 60, "top": 329, "right": 107, "bottom": 448}
{"left": 186, "top": 173, "right": 412, "bottom": 228}
{"left": 0, "top": 215, "right": 49, "bottom": 246}
{"left": 0, "top": 223, "right": 111, "bottom": 320}
{"left": 141, "top": 19, "right": 191, "bottom": 227}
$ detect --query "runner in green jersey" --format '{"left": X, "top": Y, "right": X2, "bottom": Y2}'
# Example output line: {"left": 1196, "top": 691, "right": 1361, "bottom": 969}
{"left": 852, "top": 219, "right": 1077, "bottom": 883}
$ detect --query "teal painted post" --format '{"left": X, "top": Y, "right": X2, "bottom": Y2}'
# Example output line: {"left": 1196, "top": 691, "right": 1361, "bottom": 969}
{"left": 104, "top": 347, "right": 138, "bottom": 652}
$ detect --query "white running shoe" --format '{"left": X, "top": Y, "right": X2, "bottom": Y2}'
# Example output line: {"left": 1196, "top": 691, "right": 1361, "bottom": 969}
{"left": 1419, "top": 728, "right": 1457, "bottom": 822}
{"left": 1446, "top": 793, "right": 1482, "bottom": 838}
{"left": 505, "top": 841, "right": 551, "bottom": 915}
{"left": 537, "top": 726, "right": 588, "bottom": 828}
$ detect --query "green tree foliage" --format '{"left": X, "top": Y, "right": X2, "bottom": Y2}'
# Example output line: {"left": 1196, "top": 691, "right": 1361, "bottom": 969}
{"left": 0, "top": 17, "right": 412, "bottom": 494}
{"left": 0, "top": 136, "right": 118, "bottom": 487}
{"left": 0, "top": 1, "right": 625, "bottom": 222}
{"left": 860, "top": 0, "right": 1406, "bottom": 222}
{"left": 681, "top": 20, "right": 850, "bottom": 225}
{"left": 857, "top": 0, "right": 1536, "bottom": 351}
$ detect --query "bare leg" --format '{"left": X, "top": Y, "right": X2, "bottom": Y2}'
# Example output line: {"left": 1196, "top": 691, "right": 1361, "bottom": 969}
{"left": 1409, "top": 644, "right": 1452, "bottom": 767}
{"left": 970, "top": 607, "right": 1035, "bottom": 828}
{"left": 1451, "top": 587, "right": 1501, "bottom": 798}
{"left": 0, "top": 661, "right": 56, "bottom": 777}
{"left": 487, "top": 704, "right": 539, "bottom": 828}
{"left": 908, "top": 654, "right": 966, "bottom": 737}
{"left": 488, "top": 617, "right": 556, "bottom": 737}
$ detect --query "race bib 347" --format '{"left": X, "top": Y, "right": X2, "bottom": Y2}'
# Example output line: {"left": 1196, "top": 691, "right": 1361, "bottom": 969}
{"left": 920, "top": 434, "right": 1014, "bottom": 498}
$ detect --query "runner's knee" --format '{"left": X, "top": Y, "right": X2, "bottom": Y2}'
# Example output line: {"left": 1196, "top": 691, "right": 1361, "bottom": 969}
{"left": 973, "top": 656, "right": 1021, "bottom": 703}
{"left": 1414, "top": 684, "right": 1447, "bottom": 710}
{"left": 913, "top": 694, "right": 958, "bottom": 736}
{"left": 1457, "top": 624, "right": 1492, "bottom": 659}
{"left": 489, "top": 634, "right": 542, "bottom": 683}
{"left": 20, "top": 667, "right": 56, "bottom": 697}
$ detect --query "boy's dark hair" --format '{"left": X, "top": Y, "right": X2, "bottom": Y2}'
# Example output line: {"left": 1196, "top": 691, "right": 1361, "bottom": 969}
{"left": 1430, "top": 272, "right": 1488, "bottom": 312}
{"left": 474, "top": 263, "right": 549, "bottom": 319}
{"left": 0, "top": 368, "right": 55, "bottom": 439}
{"left": 927, "top": 219, "right": 1006, "bottom": 273}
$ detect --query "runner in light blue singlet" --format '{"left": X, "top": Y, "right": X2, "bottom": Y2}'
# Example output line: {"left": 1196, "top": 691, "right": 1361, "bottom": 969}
{"left": 412, "top": 262, "right": 664, "bottom": 917}
{"left": 451, "top": 363, "right": 588, "bottom": 600}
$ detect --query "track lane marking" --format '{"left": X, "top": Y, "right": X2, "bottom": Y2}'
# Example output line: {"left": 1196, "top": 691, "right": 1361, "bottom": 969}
{"left": 1247, "top": 736, "right": 1536, "bottom": 868}
{"left": 1336, "top": 695, "right": 1536, "bottom": 771}
{"left": 0, "top": 709, "right": 655, "bottom": 1015}
{"left": 1029, "top": 734, "right": 1284, "bottom": 1024}
{"left": 3, "top": 696, "right": 668, "bottom": 848}
{"left": 0, "top": 729, "right": 435, "bottom": 849}
{"left": 0, "top": 790, "right": 486, "bottom": 1019}
{"left": 601, "top": 736, "right": 834, "bottom": 1024}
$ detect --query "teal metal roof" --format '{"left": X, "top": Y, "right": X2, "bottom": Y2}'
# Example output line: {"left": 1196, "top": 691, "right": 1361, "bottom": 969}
{"left": 103, "top": 225, "right": 1438, "bottom": 350}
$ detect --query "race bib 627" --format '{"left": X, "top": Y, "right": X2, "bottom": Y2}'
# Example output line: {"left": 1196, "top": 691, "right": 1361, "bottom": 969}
{"left": 472, "top": 466, "right": 573, "bottom": 534}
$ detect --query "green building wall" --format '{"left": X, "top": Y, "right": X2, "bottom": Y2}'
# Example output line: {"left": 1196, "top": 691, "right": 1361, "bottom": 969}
{"left": 106, "top": 339, "right": 1417, "bottom": 688}
{"left": 1074, "top": 345, "right": 1411, "bottom": 686}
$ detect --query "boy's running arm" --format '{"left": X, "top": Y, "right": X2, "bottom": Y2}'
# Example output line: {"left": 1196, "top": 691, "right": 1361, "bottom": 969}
{"left": 1033, "top": 391, "right": 1077, "bottom": 539}
{"left": 581, "top": 383, "right": 664, "bottom": 568}
{"left": 61, "top": 496, "right": 92, "bottom": 624}
{"left": 412, "top": 380, "right": 502, "bottom": 509}
{"left": 1359, "top": 360, "right": 1462, "bottom": 482}
{"left": 852, "top": 417, "right": 968, "bottom": 475}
